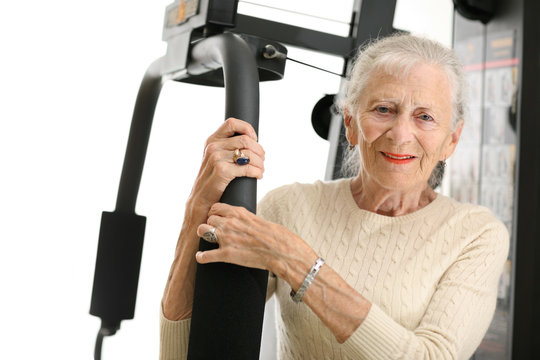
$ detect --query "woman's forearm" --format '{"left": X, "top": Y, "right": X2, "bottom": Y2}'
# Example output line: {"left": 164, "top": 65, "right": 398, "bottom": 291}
{"left": 275, "top": 246, "right": 371, "bottom": 343}
{"left": 301, "top": 265, "right": 371, "bottom": 343}
{"left": 161, "top": 199, "right": 206, "bottom": 320}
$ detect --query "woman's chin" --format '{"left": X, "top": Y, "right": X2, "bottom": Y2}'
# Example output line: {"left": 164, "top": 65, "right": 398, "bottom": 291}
{"left": 372, "top": 174, "right": 430, "bottom": 192}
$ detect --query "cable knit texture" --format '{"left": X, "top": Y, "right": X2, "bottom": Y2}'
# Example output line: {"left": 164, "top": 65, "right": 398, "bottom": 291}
{"left": 160, "top": 178, "right": 509, "bottom": 360}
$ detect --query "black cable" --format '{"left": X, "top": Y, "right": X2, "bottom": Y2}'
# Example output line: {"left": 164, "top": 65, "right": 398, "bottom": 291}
{"left": 262, "top": 44, "right": 344, "bottom": 77}
{"left": 94, "top": 330, "right": 105, "bottom": 360}
{"left": 284, "top": 56, "right": 344, "bottom": 77}
{"left": 94, "top": 321, "right": 119, "bottom": 360}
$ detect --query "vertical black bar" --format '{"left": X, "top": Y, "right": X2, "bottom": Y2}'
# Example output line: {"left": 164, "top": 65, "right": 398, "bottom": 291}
{"left": 207, "top": 0, "right": 239, "bottom": 27}
{"left": 353, "top": 0, "right": 397, "bottom": 46}
{"left": 187, "top": 33, "right": 267, "bottom": 360}
{"left": 116, "top": 58, "right": 164, "bottom": 213}
{"left": 512, "top": 0, "right": 540, "bottom": 358}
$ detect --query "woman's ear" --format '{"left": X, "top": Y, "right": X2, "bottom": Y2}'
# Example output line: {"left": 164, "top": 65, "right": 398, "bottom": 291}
{"left": 343, "top": 110, "right": 358, "bottom": 146}
{"left": 442, "top": 120, "right": 464, "bottom": 160}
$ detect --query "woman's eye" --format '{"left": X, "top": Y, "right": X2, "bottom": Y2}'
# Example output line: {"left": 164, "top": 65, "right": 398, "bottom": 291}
{"left": 376, "top": 106, "right": 390, "bottom": 114}
{"left": 419, "top": 114, "right": 433, "bottom": 121}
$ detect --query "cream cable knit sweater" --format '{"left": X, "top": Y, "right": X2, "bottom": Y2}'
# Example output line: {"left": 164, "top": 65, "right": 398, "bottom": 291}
{"left": 160, "top": 178, "right": 509, "bottom": 360}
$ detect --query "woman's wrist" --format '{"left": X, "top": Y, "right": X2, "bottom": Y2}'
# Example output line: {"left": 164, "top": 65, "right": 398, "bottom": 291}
{"left": 272, "top": 235, "right": 319, "bottom": 292}
{"left": 290, "top": 257, "right": 325, "bottom": 302}
{"left": 184, "top": 194, "right": 211, "bottom": 226}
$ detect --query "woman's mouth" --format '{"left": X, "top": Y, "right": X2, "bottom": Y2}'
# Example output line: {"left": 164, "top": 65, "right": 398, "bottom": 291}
{"left": 381, "top": 152, "right": 417, "bottom": 164}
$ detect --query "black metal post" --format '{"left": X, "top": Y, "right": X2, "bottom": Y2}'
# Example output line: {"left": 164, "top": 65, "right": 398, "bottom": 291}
{"left": 115, "top": 58, "right": 165, "bottom": 213}
{"left": 186, "top": 32, "right": 267, "bottom": 360}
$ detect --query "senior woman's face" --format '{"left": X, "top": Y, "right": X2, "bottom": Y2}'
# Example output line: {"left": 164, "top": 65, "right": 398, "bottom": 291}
{"left": 346, "top": 63, "right": 462, "bottom": 191}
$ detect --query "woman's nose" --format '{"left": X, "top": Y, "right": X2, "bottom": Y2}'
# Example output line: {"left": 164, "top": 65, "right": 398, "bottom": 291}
{"left": 385, "top": 113, "right": 415, "bottom": 145}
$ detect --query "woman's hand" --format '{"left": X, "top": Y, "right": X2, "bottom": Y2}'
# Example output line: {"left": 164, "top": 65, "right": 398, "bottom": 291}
{"left": 195, "top": 202, "right": 371, "bottom": 344}
{"left": 195, "top": 202, "right": 318, "bottom": 282}
{"left": 188, "top": 117, "right": 265, "bottom": 219}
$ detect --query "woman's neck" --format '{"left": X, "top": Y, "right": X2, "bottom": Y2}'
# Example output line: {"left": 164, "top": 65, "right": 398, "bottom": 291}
{"left": 350, "top": 174, "right": 437, "bottom": 217}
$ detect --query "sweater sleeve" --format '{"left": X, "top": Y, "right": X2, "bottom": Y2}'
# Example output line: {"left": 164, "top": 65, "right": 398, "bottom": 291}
{"left": 341, "top": 219, "right": 509, "bottom": 360}
{"left": 159, "top": 307, "right": 191, "bottom": 360}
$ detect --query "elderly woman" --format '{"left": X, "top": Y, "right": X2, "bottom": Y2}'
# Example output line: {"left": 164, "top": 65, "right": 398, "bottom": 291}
{"left": 160, "top": 34, "right": 509, "bottom": 359}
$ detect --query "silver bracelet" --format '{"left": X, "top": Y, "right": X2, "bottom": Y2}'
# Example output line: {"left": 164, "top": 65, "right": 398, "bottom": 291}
{"left": 290, "top": 257, "right": 325, "bottom": 303}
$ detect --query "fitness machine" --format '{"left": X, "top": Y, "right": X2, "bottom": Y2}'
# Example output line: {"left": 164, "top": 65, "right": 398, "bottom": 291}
{"left": 451, "top": 0, "right": 540, "bottom": 359}
{"left": 89, "top": 0, "right": 399, "bottom": 358}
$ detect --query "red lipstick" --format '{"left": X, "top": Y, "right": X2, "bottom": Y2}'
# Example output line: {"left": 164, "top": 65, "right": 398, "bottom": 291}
{"left": 381, "top": 152, "right": 416, "bottom": 164}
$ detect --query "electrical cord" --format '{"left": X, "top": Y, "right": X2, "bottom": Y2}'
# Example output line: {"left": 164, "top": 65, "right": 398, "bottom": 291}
{"left": 94, "top": 321, "right": 120, "bottom": 360}
{"left": 94, "top": 330, "right": 105, "bottom": 360}
{"left": 262, "top": 44, "right": 344, "bottom": 77}
{"left": 284, "top": 56, "right": 344, "bottom": 77}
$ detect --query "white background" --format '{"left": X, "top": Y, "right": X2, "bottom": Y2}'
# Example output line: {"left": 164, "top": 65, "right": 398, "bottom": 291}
{"left": 0, "top": 1, "right": 452, "bottom": 359}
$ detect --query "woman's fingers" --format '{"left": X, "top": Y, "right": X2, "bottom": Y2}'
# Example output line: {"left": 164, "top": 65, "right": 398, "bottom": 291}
{"left": 196, "top": 204, "right": 256, "bottom": 257}
{"left": 198, "top": 208, "right": 239, "bottom": 241}
{"left": 198, "top": 224, "right": 219, "bottom": 244}
{"left": 206, "top": 147, "right": 265, "bottom": 183}
{"left": 206, "top": 118, "right": 258, "bottom": 144}
{"left": 209, "top": 148, "right": 264, "bottom": 170}
{"left": 205, "top": 134, "right": 265, "bottom": 160}
{"left": 201, "top": 131, "right": 265, "bottom": 182}
{"left": 195, "top": 222, "right": 232, "bottom": 264}
{"left": 207, "top": 202, "right": 243, "bottom": 218}
{"left": 196, "top": 243, "right": 267, "bottom": 270}
{"left": 195, "top": 249, "right": 220, "bottom": 264}
{"left": 212, "top": 157, "right": 264, "bottom": 181}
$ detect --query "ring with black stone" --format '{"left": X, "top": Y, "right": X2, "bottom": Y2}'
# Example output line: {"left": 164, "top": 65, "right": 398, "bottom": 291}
{"left": 233, "top": 149, "right": 250, "bottom": 165}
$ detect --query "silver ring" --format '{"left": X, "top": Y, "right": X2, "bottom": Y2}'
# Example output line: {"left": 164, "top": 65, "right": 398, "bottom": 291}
{"left": 202, "top": 227, "right": 218, "bottom": 243}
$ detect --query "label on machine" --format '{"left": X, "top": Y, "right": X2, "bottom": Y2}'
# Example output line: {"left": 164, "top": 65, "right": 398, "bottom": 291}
{"left": 166, "top": 0, "right": 200, "bottom": 27}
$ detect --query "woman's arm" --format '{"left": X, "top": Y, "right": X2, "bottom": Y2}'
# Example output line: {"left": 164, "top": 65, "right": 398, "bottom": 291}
{"left": 161, "top": 117, "right": 265, "bottom": 320}
{"left": 341, "top": 222, "right": 509, "bottom": 359}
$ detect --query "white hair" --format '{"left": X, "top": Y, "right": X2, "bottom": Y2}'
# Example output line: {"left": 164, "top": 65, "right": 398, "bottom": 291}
{"left": 338, "top": 33, "right": 468, "bottom": 188}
